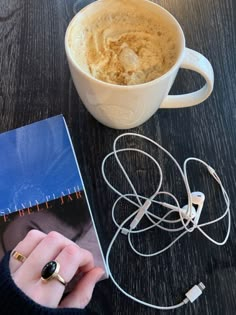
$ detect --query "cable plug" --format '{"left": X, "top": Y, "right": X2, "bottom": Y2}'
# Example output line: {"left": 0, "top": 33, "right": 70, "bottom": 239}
{"left": 184, "top": 282, "right": 206, "bottom": 303}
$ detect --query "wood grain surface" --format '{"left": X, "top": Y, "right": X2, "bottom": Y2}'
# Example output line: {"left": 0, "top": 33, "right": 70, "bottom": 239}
{"left": 0, "top": 0, "right": 236, "bottom": 314}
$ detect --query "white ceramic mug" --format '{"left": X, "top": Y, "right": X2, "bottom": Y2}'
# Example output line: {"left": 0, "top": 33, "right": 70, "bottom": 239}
{"left": 65, "top": 0, "right": 214, "bottom": 129}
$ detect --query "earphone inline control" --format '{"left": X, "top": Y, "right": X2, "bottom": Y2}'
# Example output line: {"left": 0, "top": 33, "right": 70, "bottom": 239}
{"left": 102, "top": 133, "right": 231, "bottom": 310}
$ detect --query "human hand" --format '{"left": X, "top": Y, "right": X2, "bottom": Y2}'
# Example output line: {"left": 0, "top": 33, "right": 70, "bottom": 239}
{"left": 9, "top": 230, "right": 105, "bottom": 309}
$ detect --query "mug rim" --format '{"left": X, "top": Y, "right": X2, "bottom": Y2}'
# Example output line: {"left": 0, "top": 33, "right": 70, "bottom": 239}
{"left": 65, "top": 0, "right": 186, "bottom": 89}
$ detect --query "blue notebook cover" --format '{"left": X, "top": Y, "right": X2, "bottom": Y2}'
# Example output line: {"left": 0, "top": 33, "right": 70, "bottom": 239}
{"left": 0, "top": 115, "right": 107, "bottom": 275}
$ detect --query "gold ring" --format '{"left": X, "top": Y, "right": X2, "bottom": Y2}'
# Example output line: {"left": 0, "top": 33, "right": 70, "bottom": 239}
{"left": 11, "top": 250, "right": 27, "bottom": 263}
{"left": 41, "top": 261, "right": 66, "bottom": 286}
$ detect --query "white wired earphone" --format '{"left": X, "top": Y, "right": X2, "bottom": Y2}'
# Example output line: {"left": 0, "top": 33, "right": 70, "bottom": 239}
{"left": 102, "top": 133, "right": 231, "bottom": 310}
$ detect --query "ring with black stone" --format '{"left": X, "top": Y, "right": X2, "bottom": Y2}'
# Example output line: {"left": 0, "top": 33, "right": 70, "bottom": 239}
{"left": 41, "top": 261, "right": 66, "bottom": 286}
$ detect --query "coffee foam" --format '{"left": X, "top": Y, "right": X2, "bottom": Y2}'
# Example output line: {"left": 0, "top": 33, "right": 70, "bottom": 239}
{"left": 67, "top": 0, "right": 180, "bottom": 85}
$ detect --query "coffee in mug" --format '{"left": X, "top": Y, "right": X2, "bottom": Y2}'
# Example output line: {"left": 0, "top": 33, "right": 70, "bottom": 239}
{"left": 65, "top": 0, "right": 214, "bottom": 129}
{"left": 67, "top": 0, "right": 179, "bottom": 85}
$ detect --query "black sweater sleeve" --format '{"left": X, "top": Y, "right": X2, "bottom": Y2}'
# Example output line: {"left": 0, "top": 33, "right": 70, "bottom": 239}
{"left": 0, "top": 252, "right": 98, "bottom": 315}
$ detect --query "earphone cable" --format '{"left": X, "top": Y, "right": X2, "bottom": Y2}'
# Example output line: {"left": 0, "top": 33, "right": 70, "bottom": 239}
{"left": 102, "top": 133, "right": 231, "bottom": 310}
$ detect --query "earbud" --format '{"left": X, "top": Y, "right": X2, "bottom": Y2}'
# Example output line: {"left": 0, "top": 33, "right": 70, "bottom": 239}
{"left": 158, "top": 202, "right": 196, "bottom": 219}
{"left": 158, "top": 191, "right": 205, "bottom": 222}
{"left": 181, "top": 204, "right": 197, "bottom": 219}
{"left": 191, "top": 191, "right": 205, "bottom": 205}
{"left": 191, "top": 191, "right": 205, "bottom": 224}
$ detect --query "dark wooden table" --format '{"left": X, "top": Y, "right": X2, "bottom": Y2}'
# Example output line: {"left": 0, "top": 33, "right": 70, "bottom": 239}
{"left": 1, "top": 0, "right": 236, "bottom": 314}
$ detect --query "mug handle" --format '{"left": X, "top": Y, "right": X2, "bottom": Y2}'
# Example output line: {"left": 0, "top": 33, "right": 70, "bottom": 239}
{"left": 160, "top": 48, "right": 214, "bottom": 108}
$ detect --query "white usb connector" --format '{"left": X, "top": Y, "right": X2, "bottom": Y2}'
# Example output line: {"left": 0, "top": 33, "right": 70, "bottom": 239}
{"left": 184, "top": 282, "right": 206, "bottom": 303}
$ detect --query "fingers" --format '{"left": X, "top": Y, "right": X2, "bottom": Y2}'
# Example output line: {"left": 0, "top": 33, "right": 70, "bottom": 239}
{"left": 32, "top": 243, "right": 95, "bottom": 307}
{"left": 10, "top": 230, "right": 46, "bottom": 273}
{"left": 60, "top": 267, "right": 105, "bottom": 309}
{"left": 12, "top": 230, "right": 98, "bottom": 308}
{"left": 19, "top": 231, "right": 75, "bottom": 277}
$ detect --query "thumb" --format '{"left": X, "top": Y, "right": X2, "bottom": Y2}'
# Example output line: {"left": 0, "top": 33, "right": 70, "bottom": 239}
{"left": 60, "top": 267, "right": 105, "bottom": 309}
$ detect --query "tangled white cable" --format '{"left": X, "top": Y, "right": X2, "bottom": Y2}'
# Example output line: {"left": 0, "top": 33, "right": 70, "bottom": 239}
{"left": 102, "top": 133, "right": 231, "bottom": 310}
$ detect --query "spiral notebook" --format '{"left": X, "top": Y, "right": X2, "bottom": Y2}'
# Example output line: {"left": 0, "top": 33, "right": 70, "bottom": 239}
{"left": 0, "top": 115, "right": 107, "bottom": 276}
